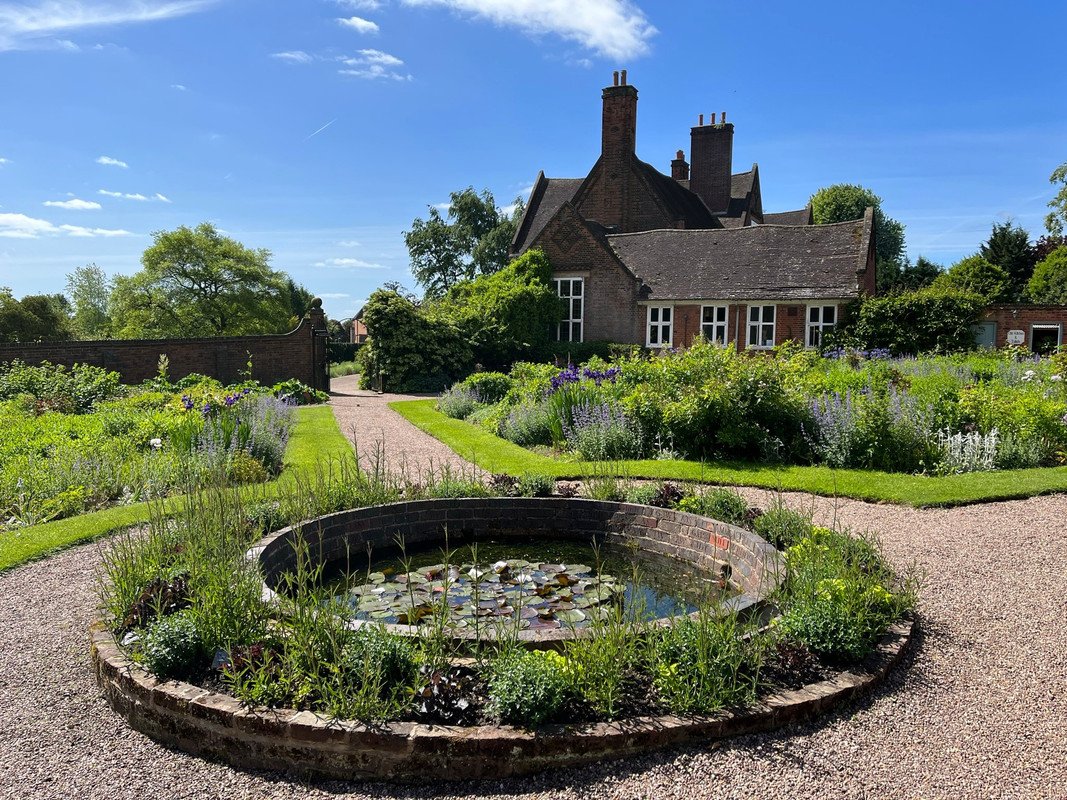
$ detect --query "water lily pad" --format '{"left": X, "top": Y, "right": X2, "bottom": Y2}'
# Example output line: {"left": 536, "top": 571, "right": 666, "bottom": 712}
{"left": 368, "top": 572, "right": 386, "bottom": 584}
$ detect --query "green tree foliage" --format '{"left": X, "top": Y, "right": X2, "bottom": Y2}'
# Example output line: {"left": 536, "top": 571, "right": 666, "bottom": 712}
{"left": 1047, "top": 161, "right": 1067, "bottom": 236}
{"left": 109, "top": 223, "right": 300, "bottom": 338}
{"left": 932, "top": 255, "right": 1011, "bottom": 303}
{"left": 65, "top": 263, "right": 112, "bottom": 339}
{"left": 979, "top": 221, "right": 1035, "bottom": 299}
{"left": 810, "top": 184, "right": 906, "bottom": 294}
{"left": 0, "top": 288, "right": 72, "bottom": 342}
{"left": 897, "top": 256, "right": 942, "bottom": 291}
{"left": 435, "top": 250, "right": 562, "bottom": 366}
{"left": 356, "top": 288, "right": 471, "bottom": 392}
{"left": 1026, "top": 245, "right": 1067, "bottom": 304}
{"left": 404, "top": 187, "right": 525, "bottom": 299}
{"left": 833, "top": 288, "right": 985, "bottom": 355}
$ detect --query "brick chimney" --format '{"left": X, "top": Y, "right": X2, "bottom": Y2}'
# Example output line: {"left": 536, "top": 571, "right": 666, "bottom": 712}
{"left": 602, "top": 70, "right": 638, "bottom": 165}
{"left": 689, "top": 112, "right": 733, "bottom": 214}
{"left": 671, "top": 149, "right": 689, "bottom": 181}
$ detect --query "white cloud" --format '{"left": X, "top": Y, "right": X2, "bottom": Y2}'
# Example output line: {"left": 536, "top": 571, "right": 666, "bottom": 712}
{"left": 171, "top": 83, "right": 187, "bottom": 90}
{"left": 318, "top": 292, "right": 351, "bottom": 298}
{"left": 55, "top": 38, "right": 79, "bottom": 50}
{"left": 337, "top": 240, "right": 362, "bottom": 247}
{"left": 314, "top": 257, "right": 385, "bottom": 269}
{"left": 334, "top": 0, "right": 382, "bottom": 9}
{"left": 0, "top": 212, "right": 130, "bottom": 238}
{"left": 272, "top": 50, "right": 313, "bottom": 63}
{"left": 96, "top": 155, "right": 128, "bottom": 167}
{"left": 339, "top": 49, "right": 410, "bottom": 80}
{"left": 59, "top": 224, "right": 132, "bottom": 237}
{"left": 0, "top": 1, "right": 216, "bottom": 52}
{"left": 98, "top": 189, "right": 169, "bottom": 202}
{"left": 398, "top": 0, "right": 656, "bottom": 59}
{"left": 0, "top": 158, "right": 9, "bottom": 167}
{"left": 44, "top": 198, "right": 101, "bottom": 210}
{"left": 337, "top": 16, "right": 379, "bottom": 34}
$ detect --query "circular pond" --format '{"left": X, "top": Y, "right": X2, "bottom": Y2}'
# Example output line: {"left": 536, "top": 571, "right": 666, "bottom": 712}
{"left": 250, "top": 497, "right": 786, "bottom": 645}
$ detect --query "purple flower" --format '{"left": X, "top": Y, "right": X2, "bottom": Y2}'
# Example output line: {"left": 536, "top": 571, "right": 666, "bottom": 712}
{"left": 201, "top": 402, "right": 212, "bottom": 419}
{"left": 181, "top": 394, "right": 194, "bottom": 411}
{"left": 224, "top": 394, "right": 237, "bottom": 407}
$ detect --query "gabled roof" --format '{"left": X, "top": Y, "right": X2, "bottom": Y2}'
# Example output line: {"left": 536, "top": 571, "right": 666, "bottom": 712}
{"left": 511, "top": 173, "right": 585, "bottom": 253}
{"left": 629, "top": 158, "right": 717, "bottom": 229}
{"left": 607, "top": 211, "right": 873, "bottom": 301}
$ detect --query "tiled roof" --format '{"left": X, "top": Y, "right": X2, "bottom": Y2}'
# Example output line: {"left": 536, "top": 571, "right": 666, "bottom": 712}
{"left": 607, "top": 213, "right": 872, "bottom": 301}
{"left": 511, "top": 173, "right": 585, "bottom": 253}
{"left": 764, "top": 207, "right": 813, "bottom": 226}
{"left": 631, "top": 158, "right": 717, "bottom": 229}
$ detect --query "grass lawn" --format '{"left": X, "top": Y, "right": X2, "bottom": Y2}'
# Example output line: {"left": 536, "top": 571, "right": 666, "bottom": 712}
{"left": 0, "top": 405, "right": 353, "bottom": 573}
{"left": 391, "top": 399, "right": 1067, "bottom": 508}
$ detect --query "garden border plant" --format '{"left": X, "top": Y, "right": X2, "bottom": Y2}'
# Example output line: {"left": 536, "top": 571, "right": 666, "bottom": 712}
{"left": 390, "top": 399, "right": 1067, "bottom": 508}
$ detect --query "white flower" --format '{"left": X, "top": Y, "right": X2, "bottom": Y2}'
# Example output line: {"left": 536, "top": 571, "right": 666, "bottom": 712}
{"left": 1022, "top": 370, "right": 1037, "bottom": 382}
{"left": 1051, "top": 374, "right": 1063, "bottom": 382}
{"left": 150, "top": 438, "right": 162, "bottom": 449}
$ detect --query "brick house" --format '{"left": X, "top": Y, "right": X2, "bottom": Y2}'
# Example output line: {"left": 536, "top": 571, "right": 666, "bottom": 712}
{"left": 510, "top": 71, "right": 876, "bottom": 351}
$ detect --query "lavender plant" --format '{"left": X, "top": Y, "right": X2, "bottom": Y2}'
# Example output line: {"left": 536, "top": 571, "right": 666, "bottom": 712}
{"left": 562, "top": 398, "right": 643, "bottom": 460}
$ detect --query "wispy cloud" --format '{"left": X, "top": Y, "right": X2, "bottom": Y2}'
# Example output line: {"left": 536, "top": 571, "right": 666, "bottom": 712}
{"left": 44, "top": 197, "right": 101, "bottom": 210}
{"left": 55, "top": 38, "right": 79, "bottom": 50}
{"left": 0, "top": 1, "right": 216, "bottom": 52}
{"left": 98, "top": 189, "right": 170, "bottom": 202}
{"left": 304, "top": 119, "right": 335, "bottom": 140}
{"left": 272, "top": 50, "right": 313, "bottom": 63}
{"left": 155, "top": 193, "right": 171, "bottom": 202}
{"left": 314, "top": 257, "right": 385, "bottom": 269}
{"left": 339, "top": 49, "right": 410, "bottom": 80}
{"left": 0, "top": 212, "right": 130, "bottom": 238}
{"left": 0, "top": 158, "right": 9, "bottom": 167}
{"left": 398, "top": 0, "right": 657, "bottom": 59}
{"left": 171, "top": 83, "right": 187, "bottom": 90}
{"left": 334, "top": 0, "right": 382, "bottom": 10}
{"left": 319, "top": 292, "right": 351, "bottom": 298}
{"left": 96, "top": 155, "right": 128, "bottom": 167}
{"left": 337, "top": 240, "right": 362, "bottom": 247}
{"left": 337, "top": 16, "right": 379, "bottom": 34}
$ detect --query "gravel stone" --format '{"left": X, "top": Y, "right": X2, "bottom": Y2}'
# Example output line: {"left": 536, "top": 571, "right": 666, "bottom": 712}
{"left": 2, "top": 378, "right": 1065, "bottom": 798}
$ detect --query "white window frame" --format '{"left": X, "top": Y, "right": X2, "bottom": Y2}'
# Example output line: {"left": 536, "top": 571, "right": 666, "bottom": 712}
{"left": 646, "top": 305, "right": 674, "bottom": 348}
{"left": 1030, "top": 322, "right": 1062, "bottom": 353}
{"left": 806, "top": 304, "right": 837, "bottom": 349}
{"left": 701, "top": 304, "right": 729, "bottom": 346}
{"left": 554, "top": 277, "right": 584, "bottom": 342}
{"left": 747, "top": 304, "right": 776, "bottom": 349}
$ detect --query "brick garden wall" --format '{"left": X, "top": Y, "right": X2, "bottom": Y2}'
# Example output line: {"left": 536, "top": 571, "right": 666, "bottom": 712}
{"left": 981, "top": 304, "right": 1067, "bottom": 351}
{"left": 0, "top": 306, "right": 329, "bottom": 390}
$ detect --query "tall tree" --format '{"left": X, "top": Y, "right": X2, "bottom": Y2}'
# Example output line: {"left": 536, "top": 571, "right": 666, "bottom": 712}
{"left": 1026, "top": 245, "right": 1067, "bottom": 304}
{"left": 0, "top": 288, "right": 73, "bottom": 342}
{"left": 899, "top": 256, "right": 942, "bottom": 290}
{"left": 1047, "top": 161, "right": 1067, "bottom": 236}
{"left": 810, "top": 184, "right": 906, "bottom": 294}
{"left": 980, "top": 221, "right": 1034, "bottom": 300}
{"left": 65, "top": 263, "right": 112, "bottom": 339}
{"left": 109, "top": 222, "right": 293, "bottom": 338}
{"left": 932, "top": 255, "right": 1011, "bottom": 303}
{"left": 404, "top": 187, "right": 525, "bottom": 299}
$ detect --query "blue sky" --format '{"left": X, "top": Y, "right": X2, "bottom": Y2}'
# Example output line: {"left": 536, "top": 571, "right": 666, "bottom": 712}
{"left": 1, "top": 0, "right": 1065, "bottom": 322}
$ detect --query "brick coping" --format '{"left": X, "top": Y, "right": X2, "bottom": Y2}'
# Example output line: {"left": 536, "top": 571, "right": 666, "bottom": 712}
{"left": 91, "top": 618, "right": 913, "bottom": 782}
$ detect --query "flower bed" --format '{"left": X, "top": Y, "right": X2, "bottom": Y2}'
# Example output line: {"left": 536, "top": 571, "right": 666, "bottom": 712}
{"left": 439, "top": 344, "right": 1067, "bottom": 474}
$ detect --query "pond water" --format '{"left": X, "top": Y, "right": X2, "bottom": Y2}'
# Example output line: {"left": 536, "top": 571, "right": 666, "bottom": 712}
{"left": 326, "top": 539, "right": 727, "bottom": 631}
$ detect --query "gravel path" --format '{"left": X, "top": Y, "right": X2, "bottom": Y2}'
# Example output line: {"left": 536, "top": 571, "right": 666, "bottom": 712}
{"left": 2, "top": 384, "right": 1066, "bottom": 799}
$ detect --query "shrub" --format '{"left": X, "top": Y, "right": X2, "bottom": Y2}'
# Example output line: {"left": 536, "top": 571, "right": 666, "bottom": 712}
{"left": 142, "top": 610, "right": 209, "bottom": 680}
{"left": 499, "top": 400, "right": 555, "bottom": 447}
{"left": 0, "top": 360, "right": 122, "bottom": 412}
{"left": 488, "top": 650, "right": 570, "bottom": 727}
{"left": 517, "top": 472, "right": 555, "bottom": 497}
{"left": 753, "top": 503, "right": 812, "bottom": 550}
{"left": 833, "top": 288, "right": 985, "bottom": 355}
{"left": 563, "top": 398, "right": 643, "bottom": 460}
{"left": 937, "top": 428, "right": 999, "bottom": 474}
{"left": 462, "top": 371, "right": 513, "bottom": 404}
{"left": 1026, "top": 245, "right": 1067, "bottom": 304}
{"left": 342, "top": 624, "right": 418, "bottom": 697}
{"left": 438, "top": 384, "right": 483, "bottom": 419}
{"left": 677, "top": 488, "right": 750, "bottom": 526}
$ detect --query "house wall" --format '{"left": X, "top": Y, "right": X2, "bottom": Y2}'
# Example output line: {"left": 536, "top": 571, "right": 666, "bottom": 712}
{"left": 651, "top": 301, "right": 843, "bottom": 352}
{"left": 980, "top": 305, "right": 1067, "bottom": 350}
{"left": 0, "top": 307, "right": 329, "bottom": 390}
{"left": 575, "top": 162, "right": 681, "bottom": 234}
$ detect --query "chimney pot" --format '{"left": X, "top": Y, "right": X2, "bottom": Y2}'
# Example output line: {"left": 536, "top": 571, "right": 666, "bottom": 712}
{"left": 613, "top": 70, "right": 619, "bottom": 86}
{"left": 699, "top": 113, "right": 704, "bottom": 126}
{"left": 722, "top": 111, "right": 726, "bottom": 123}
{"left": 621, "top": 69, "right": 627, "bottom": 85}
{"left": 676, "top": 149, "right": 684, "bottom": 159}
{"left": 711, "top": 113, "right": 717, "bottom": 124}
